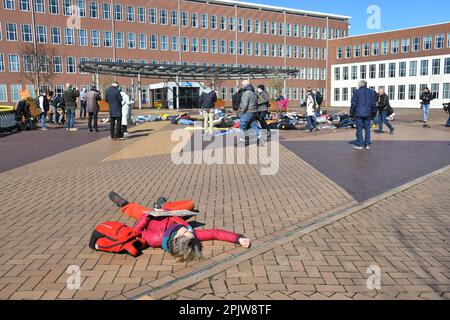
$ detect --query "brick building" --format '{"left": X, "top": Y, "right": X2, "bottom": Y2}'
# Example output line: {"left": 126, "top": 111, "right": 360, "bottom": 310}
{"left": 0, "top": 0, "right": 349, "bottom": 107}
{"left": 328, "top": 22, "right": 450, "bottom": 109}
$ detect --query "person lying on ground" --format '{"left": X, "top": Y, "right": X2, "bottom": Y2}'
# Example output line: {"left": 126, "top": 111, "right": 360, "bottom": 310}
{"left": 108, "top": 192, "right": 251, "bottom": 262}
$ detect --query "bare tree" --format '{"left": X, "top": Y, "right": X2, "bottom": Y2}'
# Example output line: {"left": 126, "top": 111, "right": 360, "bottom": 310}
{"left": 19, "top": 42, "right": 57, "bottom": 96}
{"left": 271, "top": 71, "right": 284, "bottom": 97}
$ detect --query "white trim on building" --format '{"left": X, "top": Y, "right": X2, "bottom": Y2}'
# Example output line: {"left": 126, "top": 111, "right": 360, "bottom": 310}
{"left": 330, "top": 54, "right": 450, "bottom": 108}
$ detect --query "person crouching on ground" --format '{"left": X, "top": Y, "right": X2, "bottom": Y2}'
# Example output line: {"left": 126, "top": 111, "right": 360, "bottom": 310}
{"left": 200, "top": 81, "right": 217, "bottom": 135}
{"left": 350, "top": 80, "right": 377, "bottom": 150}
{"left": 306, "top": 88, "right": 317, "bottom": 132}
{"left": 108, "top": 192, "right": 251, "bottom": 262}
{"left": 238, "top": 80, "right": 259, "bottom": 144}
{"left": 376, "top": 88, "right": 395, "bottom": 135}
{"left": 120, "top": 88, "right": 134, "bottom": 136}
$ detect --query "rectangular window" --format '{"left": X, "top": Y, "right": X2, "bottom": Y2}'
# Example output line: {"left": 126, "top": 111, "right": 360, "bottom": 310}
{"left": 334, "top": 88, "right": 340, "bottom": 102}
{"left": 114, "top": 32, "right": 124, "bottom": 48}
{"left": 409, "top": 61, "right": 417, "bottom": 76}
{"left": 191, "top": 13, "right": 198, "bottom": 28}
{"left": 334, "top": 67, "right": 340, "bottom": 81}
{"left": 352, "top": 66, "right": 358, "bottom": 80}
{"left": 431, "top": 83, "right": 439, "bottom": 99}
{"left": 210, "top": 39, "right": 217, "bottom": 54}
{"left": 0, "top": 84, "right": 7, "bottom": 102}
{"left": 171, "top": 36, "right": 178, "bottom": 51}
{"left": 401, "top": 38, "right": 410, "bottom": 52}
{"left": 345, "top": 45, "right": 352, "bottom": 58}
{"left": 398, "top": 85, "right": 406, "bottom": 100}
{"left": 34, "top": 0, "right": 45, "bottom": 13}
{"left": 399, "top": 62, "right": 406, "bottom": 77}
{"left": 381, "top": 41, "right": 389, "bottom": 55}
{"left": 220, "top": 40, "right": 226, "bottom": 54}
{"left": 102, "top": 3, "right": 110, "bottom": 19}
{"left": 342, "top": 88, "right": 349, "bottom": 101}
{"left": 137, "top": 7, "right": 145, "bottom": 23}
{"left": 126, "top": 6, "right": 135, "bottom": 22}
{"left": 6, "top": 23, "right": 18, "bottom": 41}
{"left": 432, "top": 59, "right": 441, "bottom": 75}
{"left": 201, "top": 38, "right": 208, "bottom": 53}
{"left": 36, "top": 25, "right": 47, "bottom": 43}
{"left": 369, "top": 64, "right": 376, "bottom": 79}
{"left": 391, "top": 40, "right": 399, "bottom": 54}
{"left": 372, "top": 42, "right": 379, "bottom": 55}
{"left": 159, "top": 35, "right": 168, "bottom": 51}
{"left": 420, "top": 60, "right": 429, "bottom": 76}
{"left": 103, "top": 31, "right": 112, "bottom": 47}
{"left": 246, "top": 19, "right": 252, "bottom": 33}
{"left": 343, "top": 67, "right": 349, "bottom": 80}
{"left": 66, "top": 57, "right": 76, "bottom": 73}
{"left": 201, "top": 14, "right": 208, "bottom": 29}
{"left": 443, "top": 83, "right": 450, "bottom": 99}
{"left": 160, "top": 9, "right": 168, "bottom": 25}
{"left": 360, "top": 65, "right": 367, "bottom": 79}
{"left": 11, "top": 84, "right": 22, "bottom": 102}
{"left": 21, "top": 24, "right": 33, "bottom": 42}
{"left": 8, "top": 54, "right": 20, "bottom": 72}
{"left": 0, "top": 53, "right": 4, "bottom": 72}
{"left": 90, "top": 30, "right": 99, "bottom": 47}
{"left": 114, "top": 4, "right": 123, "bottom": 21}
{"left": 363, "top": 43, "right": 370, "bottom": 56}
{"left": 127, "top": 33, "right": 136, "bottom": 49}
{"left": 229, "top": 17, "right": 235, "bottom": 31}
{"left": 378, "top": 64, "right": 385, "bottom": 78}
{"left": 191, "top": 37, "right": 198, "bottom": 52}
{"left": 423, "top": 36, "right": 432, "bottom": 50}
{"left": 412, "top": 37, "right": 421, "bottom": 51}
{"left": 4, "top": 0, "right": 14, "bottom": 10}
{"left": 389, "top": 63, "right": 396, "bottom": 78}
{"left": 445, "top": 58, "right": 450, "bottom": 74}
{"left": 53, "top": 56, "right": 62, "bottom": 73}
{"left": 89, "top": 1, "right": 98, "bottom": 18}
{"left": 150, "top": 35, "right": 158, "bottom": 50}
{"left": 181, "top": 12, "right": 188, "bottom": 27}
{"left": 171, "top": 10, "right": 178, "bottom": 26}
{"left": 408, "top": 84, "right": 417, "bottom": 100}
{"left": 181, "top": 36, "right": 189, "bottom": 52}
{"left": 78, "top": 29, "right": 87, "bottom": 46}
{"left": 49, "top": 0, "right": 59, "bottom": 14}
{"left": 138, "top": 33, "right": 146, "bottom": 49}
{"left": 435, "top": 33, "right": 444, "bottom": 49}
{"left": 388, "top": 85, "right": 395, "bottom": 100}
{"left": 64, "top": 28, "right": 74, "bottom": 45}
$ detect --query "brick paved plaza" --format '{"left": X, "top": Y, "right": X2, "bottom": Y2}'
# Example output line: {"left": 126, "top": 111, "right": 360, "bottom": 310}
{"left": 0, "top": 108, "right": 449, "bottom": 300}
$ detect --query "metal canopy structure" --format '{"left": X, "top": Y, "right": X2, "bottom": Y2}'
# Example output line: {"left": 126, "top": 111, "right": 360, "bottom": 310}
{"left": 78, "top": 61, "right": 299, "bottom": 81}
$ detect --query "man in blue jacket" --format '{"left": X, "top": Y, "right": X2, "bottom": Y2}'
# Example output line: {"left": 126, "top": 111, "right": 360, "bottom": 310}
{"left": 105, "top": 82, "right": 123, "bottom": 140}
{"left": 350, "top": 80, "right": 377, "bottom": 150}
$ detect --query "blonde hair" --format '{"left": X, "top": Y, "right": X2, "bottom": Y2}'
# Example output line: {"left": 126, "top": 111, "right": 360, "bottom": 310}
{"left": 169, "top": 236, "right": 203, "bottom": 262}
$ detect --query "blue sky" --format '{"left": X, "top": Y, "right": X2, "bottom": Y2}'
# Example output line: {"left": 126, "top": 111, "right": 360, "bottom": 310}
{"left": 238, "top": 0, "right": 450, "bottom": 36}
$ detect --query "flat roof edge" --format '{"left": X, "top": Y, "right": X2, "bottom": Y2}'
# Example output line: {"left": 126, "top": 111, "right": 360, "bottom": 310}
{"left": 188, "top": 0, "right": 351, "bottom": 20}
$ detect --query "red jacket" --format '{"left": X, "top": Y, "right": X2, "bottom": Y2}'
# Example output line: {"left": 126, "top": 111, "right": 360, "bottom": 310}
{"left": 121, "top": 203, "right": 242, "bottom": 248}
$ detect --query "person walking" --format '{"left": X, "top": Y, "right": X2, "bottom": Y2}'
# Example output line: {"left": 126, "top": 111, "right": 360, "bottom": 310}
{"left": 306, "top": 89, "right": 317, "bottom": 132}
{"left": 350, "top": 80, "right": 378, "bottom": 150}
{"left": 105, "top": 82, "right": 123, "bottom": 140}
{"left": 375, "top": 88, "right": 395, "bottom": 135}
{"left": 120, "top": 88, "right": 134, "bottom": 136}
{"left": 420, "top": 87, "right": 434, "bottom": 128}
{"left": 256, "top": 84, "right": 271, "bottom": 138}
{"left": 38, "top": 89, "right": 50, "bottom": 130}
{"left": 238, "top": 80, "right": 259, "bottom": 144}
{"left": 200, "top": 82, "right": 217, "bottom": 135}
{"left": 79, "top": 88, "right": 88, "bottom": 119}
{"left": 86, "top": 86, "right": 102, "bottom": 132}
{"left": 312, "top": 88, "right": 323, "bottom": 125}
{"left": 63, "top": 83, "right": 80, "bottom": 132}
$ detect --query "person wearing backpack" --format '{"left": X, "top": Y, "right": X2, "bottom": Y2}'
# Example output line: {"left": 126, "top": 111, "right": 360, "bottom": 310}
{"left": 200, "top": 82, "right": 217, "bottom": 135}
{"left": 420, "top": 87, "right": 434, "bottom": 128}
{"left": 92, "top": 192, "right": 252, "bottom": 261}
{"left": 256, "top": 84, "right": 271, "bottom": 138}
{"left": 238, "top": 80, "right": 259, "bottom": 143}
{"left": 375, "top": 88, "right": 395, "bottom": 135}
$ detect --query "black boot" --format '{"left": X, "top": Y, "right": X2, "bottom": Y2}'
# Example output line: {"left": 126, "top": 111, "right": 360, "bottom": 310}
{"left": 108, "top": 192, "right": 129, "bottom": 208}
{"left": 153, "top": 197, "right": 168, "bottom": 210}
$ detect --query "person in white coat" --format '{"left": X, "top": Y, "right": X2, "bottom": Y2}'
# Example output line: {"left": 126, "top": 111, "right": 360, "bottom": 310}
{"left": 306, "top": 89, "right": 317, "bottom": 132}
{"left": 120, "top": 89, "right": 135, "bottom": 136}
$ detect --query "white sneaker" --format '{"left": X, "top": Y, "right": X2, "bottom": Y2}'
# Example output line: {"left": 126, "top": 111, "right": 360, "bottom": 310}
{"left": 41, "top": 128, "right": 48, "bottom": 131}
{"left": 123, "top": 132, "right": 130, "bottom": 136}
{"left": 69, "top": 128, "right": 78, "bottom": 132}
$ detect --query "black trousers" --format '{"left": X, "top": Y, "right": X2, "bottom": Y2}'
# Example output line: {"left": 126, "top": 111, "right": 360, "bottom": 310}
{"left": 257, "top": 111, "right": 270, "bottom": 131}
{"left": 110, "top": 117, "right": 122, "bottom": 139}
{"left": 88, "top": 112, "right": 98, "bottom": 131}
{"left": 80, "top": 102, "right": 87, "bottom": 118}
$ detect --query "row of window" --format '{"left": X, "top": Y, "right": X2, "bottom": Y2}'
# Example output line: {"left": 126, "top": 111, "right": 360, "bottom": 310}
{"left": 1, "top": 54, "right": 326, "bottom": 79}
{"left": 0, "top": 24, "right": 328, "bottom": 59}
{"left": 336, "top": 33, "right": 450, "bottom": 59}
{"left": 334, "top": 83, "right": 450, "bottom": 102}
{"left": 1, "top": 0, "right": 347, "bottom": 39}
{"left": 333, "top": 58, "right": 450, "bottom": 81}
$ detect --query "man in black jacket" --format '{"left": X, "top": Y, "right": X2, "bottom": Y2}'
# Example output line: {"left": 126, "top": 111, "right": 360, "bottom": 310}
{"left": 420, "top": 87, "right": 434, "bottom": 128}
{"left": 376, "top": 88, "right": 395, "bottom": 135}
{"left": 105, "top": 82, "right": 123, "bottom": 140}
{"left": 200, "top": 81, "right": 217, "bottom": 135}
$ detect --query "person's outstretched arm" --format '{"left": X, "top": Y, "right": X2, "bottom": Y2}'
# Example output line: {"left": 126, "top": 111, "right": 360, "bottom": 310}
{"left": 195, "top": 229, "right": 251, "bottom": 248}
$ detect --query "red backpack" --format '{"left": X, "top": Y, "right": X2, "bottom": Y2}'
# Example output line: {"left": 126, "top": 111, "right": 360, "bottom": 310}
{"left": 89, "top": 222, "right": 146, "bottom": 257}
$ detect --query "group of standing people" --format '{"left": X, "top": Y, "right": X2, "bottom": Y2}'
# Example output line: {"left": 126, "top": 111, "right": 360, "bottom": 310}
{"left": 105, "top": 82, "right": 135, "bottom": 141}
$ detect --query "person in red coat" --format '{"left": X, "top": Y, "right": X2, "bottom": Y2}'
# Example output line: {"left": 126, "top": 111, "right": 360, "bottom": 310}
{"left": 109, "top": 192, "right": 251, "bottom": 262}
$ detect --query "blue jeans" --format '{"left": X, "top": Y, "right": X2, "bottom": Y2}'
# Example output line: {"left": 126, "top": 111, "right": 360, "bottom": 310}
{"left": 66, "top": 108, "right": 75, "bottom": 129}
{"left": 239, "top": 112, "right": 257, "bottom": 141}
{"left": 446, "top": 115, "right": 450, "bottom": 127}
{"left": 378, "top": 111, "right": 394, "bottom": 132}
{"left": 307, "top": 116, "right": 316, "bottom": 131}
{"left": 422, "top": 104, "right": 430, "bottom": 123}
{"left": 355, "top": 117, "right": 372, "bottom": 147}
{"left": 40, "top": 112, "right": 47, "bottom": 129}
